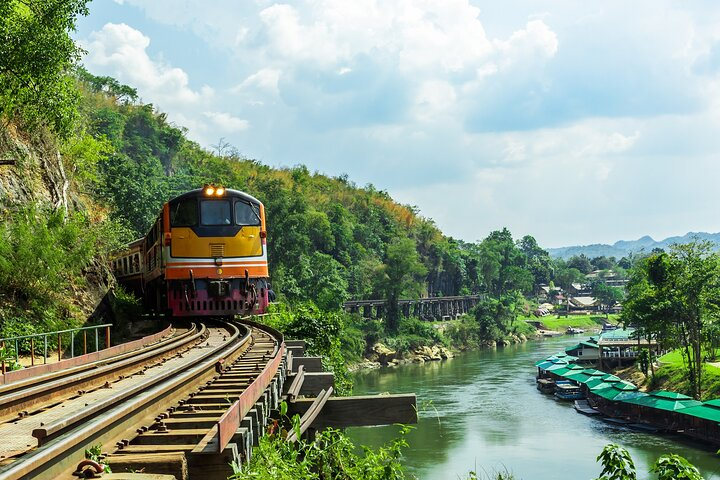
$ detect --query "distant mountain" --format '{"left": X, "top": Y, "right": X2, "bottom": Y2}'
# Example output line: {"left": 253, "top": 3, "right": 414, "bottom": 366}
{"left": 547, "top": 232, "right": 720, "bottom": 259}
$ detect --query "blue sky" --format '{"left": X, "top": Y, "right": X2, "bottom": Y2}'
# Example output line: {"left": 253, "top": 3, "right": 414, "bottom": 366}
{"left": 75, "top": 0, "right": 720, "bottom": 248}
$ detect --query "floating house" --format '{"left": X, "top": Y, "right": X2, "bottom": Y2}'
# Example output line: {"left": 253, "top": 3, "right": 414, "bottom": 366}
{"left": 675, "top": 399, "right": 720, "bottom": 445}
{"left": 534, "top": 350, "right": 720, "bottom": 446}
{"left": 565, "top": 341, "right": 600, "bottom": 363}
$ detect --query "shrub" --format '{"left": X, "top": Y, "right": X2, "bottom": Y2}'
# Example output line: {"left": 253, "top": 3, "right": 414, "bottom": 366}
{"left": 0, "top": 204, "right": 122, "bottom": 339}
{"left": 231, "top": 409, "right": 410, "bottom": 480}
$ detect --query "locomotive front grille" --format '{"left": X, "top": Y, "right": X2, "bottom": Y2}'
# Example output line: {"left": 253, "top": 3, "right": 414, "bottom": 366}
{"left": 210, "top": 243, "right": 225, "bottom": 258}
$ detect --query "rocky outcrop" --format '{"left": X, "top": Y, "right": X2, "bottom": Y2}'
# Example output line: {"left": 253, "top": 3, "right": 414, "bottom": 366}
{"left": 0, "top": 125, "right": 68, "bottom": 211}
{"left": 366, "top": 343, "right": 398, "bottom": 366}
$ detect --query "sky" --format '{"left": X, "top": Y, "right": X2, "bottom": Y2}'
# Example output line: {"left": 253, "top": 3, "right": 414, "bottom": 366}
{"left": 74, "top": 0, "right": 720, "bottom": 248}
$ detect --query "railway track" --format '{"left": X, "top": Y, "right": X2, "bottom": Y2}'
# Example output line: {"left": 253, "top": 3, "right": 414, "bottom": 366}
{"left": 0, "top": 318, "right": 285, "bottom": 480}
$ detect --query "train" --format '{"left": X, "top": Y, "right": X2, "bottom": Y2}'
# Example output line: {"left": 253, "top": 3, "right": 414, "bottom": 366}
{"left": 112, "top": 185, "right": 271, "bottom": 317}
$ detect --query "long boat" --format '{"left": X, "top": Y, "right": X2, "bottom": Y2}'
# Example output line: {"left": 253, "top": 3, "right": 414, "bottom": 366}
{"left": 555, "top": 381, "right": 585, "bottom": 400}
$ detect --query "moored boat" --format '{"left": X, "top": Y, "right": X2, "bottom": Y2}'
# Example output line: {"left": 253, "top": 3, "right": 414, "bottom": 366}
{"left": 537, "top": 378, "right": 555, "bottom": 393}
{"left": 574, "top": 399, "right": 600, "bottom": 415}
{"left": 555, "top": 382, "right": 585, "bottom": 400}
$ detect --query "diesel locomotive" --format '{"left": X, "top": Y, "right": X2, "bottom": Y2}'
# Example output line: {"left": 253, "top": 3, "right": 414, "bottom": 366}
{"left": 112, "top": 186, "right": 270, "bottom": 317}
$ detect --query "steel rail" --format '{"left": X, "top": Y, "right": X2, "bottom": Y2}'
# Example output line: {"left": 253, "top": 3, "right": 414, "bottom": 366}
{"left": 0, "top": 319, "right": 274, "bottom": 480}
{"left": 32, "top": 323, "right": 225, "bottom": 444}
{"left": 0, "top": 323, "right": 204, "bottom": 422}
{"left": 0, "top": 323, "right": 183, "bottom": 394}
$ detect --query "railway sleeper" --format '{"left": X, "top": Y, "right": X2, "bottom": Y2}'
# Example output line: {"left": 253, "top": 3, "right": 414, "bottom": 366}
{"left": 134, "top": 428, "right": 210, "bottom": 445}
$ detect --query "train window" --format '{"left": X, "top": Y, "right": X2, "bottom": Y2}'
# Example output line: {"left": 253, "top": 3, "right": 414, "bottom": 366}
{"left": 170, "top": 199, "right": 198, "bottom": 227}
{"left": 235, "top": 201, "right": 261, "bottom": 226}
{"left": 200, "top": 200, "right": 232, "bottom": 225}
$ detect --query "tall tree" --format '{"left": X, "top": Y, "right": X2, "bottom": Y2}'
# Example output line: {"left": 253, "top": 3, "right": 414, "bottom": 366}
{"left": 0, "top": 0, "right": 89, "bottom": 135}
{"left": 622, "top": 241, "right": 720, "bottom": 399}
{"left": 478, "top": 228, "right": 533, "bottom": 296}
{"left": 377, "top": 238, "right": 427, "bottom": 333}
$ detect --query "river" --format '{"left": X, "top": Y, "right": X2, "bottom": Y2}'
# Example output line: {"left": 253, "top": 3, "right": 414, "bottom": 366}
{"left": 348, "top": 336, "right": 720, "bottom": 480}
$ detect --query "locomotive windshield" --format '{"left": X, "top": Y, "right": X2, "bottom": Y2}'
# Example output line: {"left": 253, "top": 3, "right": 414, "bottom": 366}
{"left": 235, "top": 200, "right": 261, "bottom": 226}
{"left": 170, "top": 198, "right": 197, "bottom": 227}
{"left": 200, "top": 200, "right": 232, "bottom": 225}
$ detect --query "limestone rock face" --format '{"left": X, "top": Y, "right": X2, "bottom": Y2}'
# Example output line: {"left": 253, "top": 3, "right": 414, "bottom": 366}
{"left": 0, "top": 126, "right": 68, "bottom": 213}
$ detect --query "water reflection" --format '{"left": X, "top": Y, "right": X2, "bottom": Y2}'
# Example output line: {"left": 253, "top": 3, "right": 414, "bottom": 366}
{"left": 349, "top": 337, "right": 720, "bottom": 480}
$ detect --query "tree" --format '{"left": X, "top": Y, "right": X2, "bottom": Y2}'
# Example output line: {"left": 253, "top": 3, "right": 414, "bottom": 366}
{"left": 592, "top": 256, "right": 616, "bottom": 271}
{"left": 377, "top": 238, "right": 427, "bottom": 333}
{"left": 567, "top": 254, "right": 593, "bottom": 274}
{"left": 591, "top": 280, "right": 624, "bottom": 308}
{"left": 518, "top": 234, "right": 553, "bottom": 287}
{"left": 473, "top": 293, "right": 523, "bottom": 343}
{"left": 0, "top": 0, "right": 90, "bottom": 136}
{"left": 478, "top": 228, "right": 533, "bottom": 296}
{"left": 553, "top": 264, "right": 585, "bottom": 291}
{"left": 622, "top": 241, "right": 720, "bottom": 399}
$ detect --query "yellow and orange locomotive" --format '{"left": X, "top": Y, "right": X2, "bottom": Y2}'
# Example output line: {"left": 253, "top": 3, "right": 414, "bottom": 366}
{"left": 112, "top": 186, "right": 270, "bottom": 317}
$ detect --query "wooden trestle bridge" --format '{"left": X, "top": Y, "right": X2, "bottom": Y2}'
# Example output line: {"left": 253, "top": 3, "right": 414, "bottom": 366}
{"left": 343, "top": 295, "right": 484, "bottom": 321}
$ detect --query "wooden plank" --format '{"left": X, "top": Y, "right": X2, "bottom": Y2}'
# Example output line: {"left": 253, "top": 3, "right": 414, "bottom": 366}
{"left": 287, "top": 345, "right": 305, "bottom": 358}
{"left": 284, "top": 371, "right": 335, "bottom": 396}
{"left": 192, "top": 425, "right": 220, "bottom": 454}
{"left": 298, "top": 372, "right": 334, "bottom": 396}
{"left": 285, "top": 365, "right": 305, "bottom": 400}
{"left": 105, "top": 452, "right": 188, "bottom": 480}
{"left": 292, "top": 356, "right": 322, "bottom": 373}
{"left": 286, "top": 387, "right": 333, "bottom": 442}
{"left": 286, "top": 394, "right": 417, "bottom": 428}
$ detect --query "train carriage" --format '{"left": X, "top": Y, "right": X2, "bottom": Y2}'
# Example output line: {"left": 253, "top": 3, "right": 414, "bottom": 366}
{"left": 113, "top": 186, "right": 270, "bottom": 317}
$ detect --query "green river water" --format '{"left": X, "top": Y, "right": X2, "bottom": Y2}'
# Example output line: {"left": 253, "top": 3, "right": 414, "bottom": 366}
{"left": 348, "top": 335, "right": 720, "bottom": 480}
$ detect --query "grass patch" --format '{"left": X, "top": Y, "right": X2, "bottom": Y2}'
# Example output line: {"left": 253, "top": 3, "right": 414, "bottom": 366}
{"left": 530, "top": 315, "right": 609, "bottom": 332}
{"left": 652, "top": 349, "right": 720, "bottom": 399}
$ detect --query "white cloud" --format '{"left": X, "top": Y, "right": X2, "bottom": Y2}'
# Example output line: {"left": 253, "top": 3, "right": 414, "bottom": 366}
{"left": 82, "top": 23, "right": 213, "bottom": 109}
{"left": 232, "top": 68, "right": 281, "bottom": 96}
{"left": 202, "top": 112, "right": 250, "bottom": 132}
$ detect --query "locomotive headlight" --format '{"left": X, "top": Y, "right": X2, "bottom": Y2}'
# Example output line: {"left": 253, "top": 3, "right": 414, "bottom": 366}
{"left": 205, "top": 186, "right": 215, "bottom": 196}
{"left": 216, "top": 187, "right": 225, "bottom": 196}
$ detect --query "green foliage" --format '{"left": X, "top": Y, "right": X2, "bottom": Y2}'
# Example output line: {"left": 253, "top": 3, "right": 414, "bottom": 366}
{"left": 108, "top": 286, "right": 142, "bottom": 326}
{"left": 594, "top": 444, "right": 705, "bottom": 480}
{"left": 595, "top": 444, "right": 636, "bottom": 480}
{"left": 231, "top": 421, "right": 411, "bottom": 480}
{"left": 0, "top": 0, "right": 89, "bottom": 136}
{"left": 0, "top": 345, "right": 22, "bottom": 370}
{"left": 445, "top": 317, "right": 481, "bottom": 349}
{"left": 622, "top": 241, "right": 720, "bottom": 399}
{"left": 650, "top": 454, "right": 704, "bottom": 480}
{"left": 61, "top": 131, "right": 113, "bottom": 187}
{"left": 84, "top": 444, "right": 111, "bottom": 474}
{"left": 384, "top": 317, "right": 445, "bottom": 352}
{"left": 591, "top": 280, "right": 624, "bottom": 307}
{"left": 473, "top": 293, "right": 525, "bottom": 343}
{"left": 477, "top": 229, "right": 534, "bottom": 296}
{"left": 377, "top": 238, "right": 427, "bottom": 333}
{"left": 0, "top": 204, "right": 123, "bottom": 335}
{"left": 264, "top": 302, "right": 358, "bottom": 395}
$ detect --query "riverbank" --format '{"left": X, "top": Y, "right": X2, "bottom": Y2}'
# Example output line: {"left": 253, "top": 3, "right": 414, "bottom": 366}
{"left": 350, "top": 312, "right": 617, "bottom": 371}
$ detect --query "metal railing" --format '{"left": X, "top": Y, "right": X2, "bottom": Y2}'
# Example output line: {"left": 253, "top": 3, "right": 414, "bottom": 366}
{"left": 0, "top": 324, "right": 112, "bottom": 374}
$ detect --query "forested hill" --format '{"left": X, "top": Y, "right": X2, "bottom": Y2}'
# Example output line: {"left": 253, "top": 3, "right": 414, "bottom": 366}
{"left": 548, "top": 232, "right": 720, "bottom": 260}
{"left": 73, "top": 70, "right": 517, "bottom": 309}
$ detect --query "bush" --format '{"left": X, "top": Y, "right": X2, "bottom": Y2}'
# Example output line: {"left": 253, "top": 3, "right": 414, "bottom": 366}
{"left": 263, "top": 302, "right": 357, "bottom": 394}
{"left": 231, "top": 408, "right": 410, "bottom": 480}
{"left": 445, "top": 317, "right": 480, "bottom": 349}
{"left": 0, "top": 204, "right": 123, "bottom": 339}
